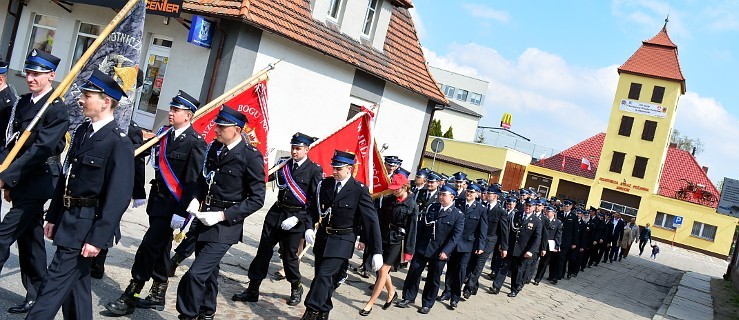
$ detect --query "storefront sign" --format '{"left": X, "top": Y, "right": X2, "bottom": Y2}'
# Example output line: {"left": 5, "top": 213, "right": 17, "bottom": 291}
{"left": 187, "top": 15, "right": 214, "bottom": 48}
{"left": 598, "top": 177, "right": 650, "bottom": 193}
{"left": 66, "top": 0, "right": 183, "bottom": 17}
{"left": 619, "top": 99, "right": 667, "bottom": 118}
{"left": 717, "top": 178, "right": 739, "bottom": 217}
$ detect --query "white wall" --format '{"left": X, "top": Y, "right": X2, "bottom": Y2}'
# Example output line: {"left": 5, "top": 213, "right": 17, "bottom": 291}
{"left": 374, "top": 82, "right": 429, "bottom": 169}
{"left": 434, "top": 108, "right": 480, "bottom": 142}
{"left": 429, "top": 65, "right": 488, "bottom": 114}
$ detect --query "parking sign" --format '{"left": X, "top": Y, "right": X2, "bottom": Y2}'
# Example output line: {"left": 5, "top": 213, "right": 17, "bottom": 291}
{"left": 673, "top": 216, "right": 683, "bottom": 227}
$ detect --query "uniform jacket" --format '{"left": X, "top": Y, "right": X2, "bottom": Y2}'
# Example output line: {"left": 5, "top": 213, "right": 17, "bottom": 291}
{"left": 508, "top": 212, "right": 542, "bottom": 257}
{"left": 592, "top": 218, "right": 607, "bottom": 243}
{"left": 128, "top": 121, "right": 147, "bottom": 200}
{"left": 415, "top": 188, "right": 439, "bottom": 213}
{"left": 557, "top": 211, "right": 580, "bottom": 247}
{"left": 379, "top": 194, "right": 419, "bottom": 254}
{"left": 414, "top": 203, "right": 464, "bottom": 259}
{"left": 540, "top": 217, "right": 563, "bottom": 252}
{"left": 266, "top": 157, "right": 322, "bottom": 233}
{"left": 610, "top": 219, "right": 625, "bottom": 244}
{"left": 46, "top": 120, "right": 134, "bottom": 249}
{"left": 603, "top": 219, "right": 614, "bottom": 244}
{"left": 195, "top": 140, "right": 266, "bottom": 245}
{"left": 577, "top": 219, "right": 594, "bottom": 249}
{"left": 0, "top": 84, "right": 18, "bottom": 147}
{"left": 484, "top": 201, "right": 509, "bottom": 251}
{"left": 148, "top": 125, "right": 206, "bottom": 218}
{"left": 0, "top": 91, "right": 68, "bottom": 199}
{"left": 306, "top": 176, "right": 382, "bottom": 259}
{"left": 454, "top": 199, "right": 488, "bottom": 253}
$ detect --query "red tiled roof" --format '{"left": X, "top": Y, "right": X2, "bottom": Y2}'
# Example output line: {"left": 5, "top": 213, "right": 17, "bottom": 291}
{"left": 533, "top": 133, "right": 718, "bottom": 208}
{"left": 618, "top": 25, "right": 686, "bottom": 93}
{"left": 182, "top": 0, "right": 446, "bottom": 104}
{"left": 533, "top": 133, "right": 605, "bottom": 180}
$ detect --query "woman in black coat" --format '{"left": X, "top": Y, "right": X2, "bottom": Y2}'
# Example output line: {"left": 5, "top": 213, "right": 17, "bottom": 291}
{"left": 360, "top": 174, "right": 418, "bottom": 315}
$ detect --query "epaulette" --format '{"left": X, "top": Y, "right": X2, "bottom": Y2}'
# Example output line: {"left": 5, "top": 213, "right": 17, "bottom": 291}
{"left": 116, "top": 127, "right": 127, "bottom": 138}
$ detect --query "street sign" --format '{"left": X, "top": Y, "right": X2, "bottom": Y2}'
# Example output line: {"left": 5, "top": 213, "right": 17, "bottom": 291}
{"left": 717, "top": 178, "right": 739, "bottom": 218}
{"left": 673, "top": 216, "right": 683, "bottom": 227}
{"left": 430, "top": 138, "right": 445, "bottom": 153}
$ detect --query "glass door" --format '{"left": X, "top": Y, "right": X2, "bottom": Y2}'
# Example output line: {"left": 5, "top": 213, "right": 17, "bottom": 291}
{"left": 134, "top": 36, "right": 172, "bottom": 129}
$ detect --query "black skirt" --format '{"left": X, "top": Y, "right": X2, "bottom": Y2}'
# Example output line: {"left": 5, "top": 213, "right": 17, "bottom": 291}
{"left": 382, "top": 242, "right": 403, "bottom": 266}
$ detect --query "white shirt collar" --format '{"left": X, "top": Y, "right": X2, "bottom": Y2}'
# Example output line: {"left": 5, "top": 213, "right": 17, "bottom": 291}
{"left": 465, "top": 200, "right": 475, "bottom": 207}
{"left": 225, "top": 138, "right": 242, "bottom": 151}
{"left": 90, "top": 115, "right": 115, "bottom": 135}
{"left": 441, "top": 203, "right": 454, "bottom": 211}
{"left": 31, "top": 86, "right": 53, "bottom": 104}
{"left": 173, "top": 124, "right": 190, "bottom": 139}
{"left": 336, "top": 175, "right": 351, "bottom": 187}
{"left": 294, "top": 156, "right": 307, "bottom": 168}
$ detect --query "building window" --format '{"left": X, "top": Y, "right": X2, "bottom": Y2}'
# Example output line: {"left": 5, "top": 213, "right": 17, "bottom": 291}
{"left": 618, "top": 116, "right": 634, "bottom": 137}
{"left": 27, "top": 14, "right": 59, "bottom": 55}
{"left": 632, "top": 156, "right": 648, "bottom": 179}
{"left": 610, "top": 151, "right": 625, "bottom": 173}
{"left": 71, "top": 22, "right": 101, "bottom": 70}
{"left": 651, "top": 86, "right": 665, "bottom": 103}
{"left": 628, "top": 82, "right": 642, "bottom": 100}
{"left": 347, "top": 104, "right": 361, "bottom": 120}
{"left": 443, "top": 85, "right": 455, "bottom": 98}
{"left": 456, "top": 89, "right": 468, "bottom": 102}
{"left": 654, "top": 212, "right": 676, "bottom": 230}
{"left": 642, "top": 120, "right": 657, "bottom": 141}
{"left": 361, "top": 0, "right": 379, "bottom": 37}
{"left": 691, "top": 222, "right": 717, "bottom": 241}
{"left": 470, "top": 92, "right": 483, "bottom": 105}
{"left": 327, "top": 0, "right": 344, "bottom": 20}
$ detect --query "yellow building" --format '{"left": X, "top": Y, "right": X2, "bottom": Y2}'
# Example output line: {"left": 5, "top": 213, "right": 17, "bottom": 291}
{"left": 524, "top": 24, "right": 737, "bottom": 258}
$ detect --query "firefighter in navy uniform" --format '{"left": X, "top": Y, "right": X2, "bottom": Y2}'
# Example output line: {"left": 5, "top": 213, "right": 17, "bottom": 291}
{"left": 411, "top": 168, "right": 429, "bottom": 197}
{"left": 415, "top": 171, "right": 441, "bottom": 214}
{"left": 232, "top": 132, "right": 322, "bottom": 306}
{"left": 0, "top": 50, "right": 69, "bottom": 314}
{"left": 301, "top": 150, "right": 383, "bottom": 320}
{"left": 556, "top": 199, "right": 579, "bottom": 280}
{"left": 105, "top": 91, "right": 206, "bottom": 316}
{"left": 533, "top": 206, "right": 562, "bottom": 285}
{"left": 464, "top": 186, "right": 508, "bottom": 298}
{"left": 0, "top": 60, "right": 19, "bottom": 147}
{"left": 175, "top": 106, "right": 265, "bottom": 320}
{"left": 25, "top": 69, "right": 133, "bottom": 319}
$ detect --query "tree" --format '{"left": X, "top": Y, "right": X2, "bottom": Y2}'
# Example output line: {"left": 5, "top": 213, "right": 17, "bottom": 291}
{"left": 474, "top": 130, "right": 486, "bottom": 143}
{"left": 443, "top": 126, "right": 454, "bottom": 139}
{"left": 670, "top": 129, "right": 705, "bottom": 156}
{"left": 429, "top": 119, "right": 443, "bottom": 136}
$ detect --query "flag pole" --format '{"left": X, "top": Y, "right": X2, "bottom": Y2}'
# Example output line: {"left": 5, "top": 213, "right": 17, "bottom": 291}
{"left": 134, "top": 60, "right": 281, "bottom": 156}
{"left": 0, "top": 0, "right": 142, "bottom": 173}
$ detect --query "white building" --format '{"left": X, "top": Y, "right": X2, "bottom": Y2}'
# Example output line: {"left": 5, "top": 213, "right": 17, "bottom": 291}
{"left": 0, "top": 0, "right": 447, "bottom": 169}
{"left": 428, "top": 65, "right": 488, "bottom": 142}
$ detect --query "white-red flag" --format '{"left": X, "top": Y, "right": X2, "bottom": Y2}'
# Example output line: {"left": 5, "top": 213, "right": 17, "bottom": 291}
{"left": 581, "top": 157, "right": 592, "bottom": 171}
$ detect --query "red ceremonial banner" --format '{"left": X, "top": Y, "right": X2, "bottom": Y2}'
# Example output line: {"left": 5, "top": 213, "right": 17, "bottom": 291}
{"left": 309, "top": 112, "right": 390, "bottom": 195}
{"left": 192, "top": 80, "right": 270, "bottom": 179}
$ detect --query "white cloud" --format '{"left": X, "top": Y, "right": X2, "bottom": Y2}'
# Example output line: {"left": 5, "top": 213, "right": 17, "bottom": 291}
{"left": 611, "top": 0, "right": 689, "bottom": 37}
{"left": 408, "top": 7, "right": 427, "bottom": 42}
{"left": 462, "top": 3, "right": 510, "bottom": 23}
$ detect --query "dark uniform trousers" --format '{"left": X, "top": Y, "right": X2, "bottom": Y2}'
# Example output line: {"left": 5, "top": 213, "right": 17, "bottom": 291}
{"left": 0, "top": 91, "right": 67, "bottom": 303}
{"left": 176, "top": 140, "right": 265, "bottom": 318}
{"left": 534, "top": 250, "right": 555, "bottom": 282}
{"left": 304, "top": 176, "right": 382, "bottom": 314}
{"left": 249, "top": 158, "right": 321, "bottom": 284}
{"left": 466, "top": 239, "right": 495, "bottom": 294}
{"left": 401, "top": 255, "right": 447, "bottom": 308}
{"left": 131, "top": 126, "right": 205, "bottom": 283}
{"left": 26, "top": 120, "right": 133, "bottom": 319}
{"left": 493, "top": 255, "right": 529, "bottom": 291}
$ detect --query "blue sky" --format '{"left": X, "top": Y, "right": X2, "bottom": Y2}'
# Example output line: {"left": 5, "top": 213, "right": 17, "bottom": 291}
{"left": 411, "top": 0, "right": 739, "bottom": 185}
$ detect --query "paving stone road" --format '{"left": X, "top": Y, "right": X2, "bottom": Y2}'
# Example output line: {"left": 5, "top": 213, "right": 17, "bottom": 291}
{"left": 0, "top": 173, "right": 726, "bottom": 319}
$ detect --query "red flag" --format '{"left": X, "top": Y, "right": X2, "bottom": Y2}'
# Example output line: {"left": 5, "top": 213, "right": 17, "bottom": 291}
{"left": 309, "top": 112, "right": 390, "bottom": 195}
{"left": 192, "top": 80, "right": 270, "bottom": 179}
{"left": 561, "top": 155, "right": 566, "bottom": 171}
{"left": 580, "top": 157, "right": 592, "bottom": 171}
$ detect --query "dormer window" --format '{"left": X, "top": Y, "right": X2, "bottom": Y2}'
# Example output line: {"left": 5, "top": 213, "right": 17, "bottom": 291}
{"left": 327, "top": 0, "right": 344, "bottom": 21}
{"left": 362, "top": 0, "right": 380, "bottom": 37}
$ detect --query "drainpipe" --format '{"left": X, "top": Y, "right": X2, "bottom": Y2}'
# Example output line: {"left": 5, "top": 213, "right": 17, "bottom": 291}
{"left": 206, "top": 20, "right": 226, "bottom": 102}
{"left": 5, "top": 0, "right": 25, "bottom": 61}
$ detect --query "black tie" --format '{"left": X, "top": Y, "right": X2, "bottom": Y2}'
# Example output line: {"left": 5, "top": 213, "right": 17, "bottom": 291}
{"left": 334, "top": 182, "right": 341, "bottom": 196}
{"left": 86, "top": 124, "right": 94, "bottom": 138}
{"left": 219, "top": 147, "right": 228, "bottom": 161}
{"left": 292, "top": 161, "right": 298, "bottom": 172}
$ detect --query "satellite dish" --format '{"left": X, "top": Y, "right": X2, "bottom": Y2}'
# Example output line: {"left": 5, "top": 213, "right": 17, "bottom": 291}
{"left": 431, "top": 138, "right": 445, "bottom": 153}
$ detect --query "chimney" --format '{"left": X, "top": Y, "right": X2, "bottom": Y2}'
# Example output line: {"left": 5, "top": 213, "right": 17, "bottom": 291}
{"left": 692, "top": 147, "right": 696, "bottom": 156}
{"left": 702, "top": 166, "right": 709, "bottom": 174}
{"left": 669, "top": 143, "right": 677, "bottom": 149}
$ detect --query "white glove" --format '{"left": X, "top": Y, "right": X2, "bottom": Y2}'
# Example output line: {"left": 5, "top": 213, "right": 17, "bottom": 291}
{"left": 132, "top": 199, "right": 146, "bottom": 208}
{"left": 371, "top": 254, "right": 384, "bottom": 272}
{"left": 195, "top": 211, "right": 224, "bottom": 227}
{"left": 186, "top": 199, "right": 200, "bottom": 215}
{"left": 170, "top": 215, "right": 187, "bottom": 229}
{"left": 281, "top": 216, "right": 299, "bottom": 230}
{"left": 304, "top": 229, "right": 316, "bottom": 245}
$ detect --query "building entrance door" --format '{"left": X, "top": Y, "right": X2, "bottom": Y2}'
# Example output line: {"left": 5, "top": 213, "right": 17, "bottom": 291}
{"left": 133, "top": 36, "right": 172, "bottom": 129}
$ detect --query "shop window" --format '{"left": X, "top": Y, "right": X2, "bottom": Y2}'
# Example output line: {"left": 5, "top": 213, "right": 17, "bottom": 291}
{"left": 642, "top": 120, "right": 657, "bottom": 141}
{"left": 71, "top": 22, "right": 101, "bottom": 70}
{"left": 651, "top": 86, "right": 665, "bottom": 103}
{"left": 691, "top": 222, "right": 717, "bottom": 241}
{"left": 628, "top": 82, "right": 642, "bottom": 100}
{"left": 456, "top": 89, "right": 468, "bottom": 102}
{"left": 632, "top": 156, "right": 648, "bottom": 179}
{"left": 361, "top": 0, "right": 379, "bottom": 37}
{"left": 470, "top": 92, "right": 483, "bottom": 105}
{"left": 27, "top": 14, "right": 59, "bottom": 55}
{"left": 618, "top": 116, "right": 634, "bottom": 137}
{"left": 654, "top": 212, "right": 676, "bottom": 230}
{"left": 610, "top": 151, "right": 625, "bottom": 173}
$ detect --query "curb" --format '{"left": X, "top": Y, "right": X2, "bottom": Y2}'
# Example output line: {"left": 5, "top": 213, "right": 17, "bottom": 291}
{"left": 653, "top": 272, "right": 683, "bottom": 320}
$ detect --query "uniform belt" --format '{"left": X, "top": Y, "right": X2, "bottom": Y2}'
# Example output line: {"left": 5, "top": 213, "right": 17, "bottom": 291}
{"left": 63, "top": 196, "right": 100, "bottom": 208}
{"left": 323, "top": 226, "right": 355, "bottom": 235}
{"left": 46, "top": 155, "right": 60, "bottom": 164}
{"left": 278, "top": 203, "right": 305, "bottom": 213}
{"left": 205, "top": 195, "right": 239, "bottom": 208}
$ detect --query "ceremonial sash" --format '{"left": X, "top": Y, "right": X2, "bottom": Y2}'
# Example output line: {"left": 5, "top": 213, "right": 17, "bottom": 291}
{"left": 280, "top": 161, "right": 307, "bottom": 205}
{"left": 158, "top": 135, "right": 183, "bottom": 202}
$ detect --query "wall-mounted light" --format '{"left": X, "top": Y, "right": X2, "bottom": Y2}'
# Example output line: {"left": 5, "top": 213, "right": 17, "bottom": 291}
{"left": 163, "top": 17, "right": 170, "bottom": 25}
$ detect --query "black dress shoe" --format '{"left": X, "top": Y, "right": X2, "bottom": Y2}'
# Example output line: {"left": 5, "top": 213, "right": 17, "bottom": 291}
{"left": 507, "top": 291, "right": 518, "bottom": 298}
{"left": 550, "top": 279, "right": 558, "bottom": 285}
{"left": 436, "top": 293, "right": 450, "bottom": 302}
{"left": 463, "top": 291, "right": 471, "bottom": 299}
{"left": 532, "top": 281, "right": 540, "bottom": 286}
{"left": 489, "top": 287, "right": 500, "bottom": 295}
{"left": 383, "top": 292, "right": 398, "bottom": 310}
{"left": 395, "top": 299, "right": 411, "bottom": 308}
{"left": 359, "top": 308, "right": 372, "bottom": 316}
{"left": 566, "top": 274, "right": 571, "bottom": 280}
{"left": 272, "top": 271, "right": 286, "bottom": 281}
{"left": 418, "top": 306, "right": 431, "bottom": 314}
{"left": 449, "top": 301, "right": 458, "bottom": 310}
{"left": 8, "top": 301, "right": 34, "bottom": 314}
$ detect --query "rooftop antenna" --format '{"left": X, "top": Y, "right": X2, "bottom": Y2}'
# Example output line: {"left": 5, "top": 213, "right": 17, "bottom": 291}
{"left": 664, "top": 11, "right": 670, "bottom": 29}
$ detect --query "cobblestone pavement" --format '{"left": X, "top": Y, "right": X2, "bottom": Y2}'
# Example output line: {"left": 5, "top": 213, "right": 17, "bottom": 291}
{"left": 0, "top": 182, "right": 725, "bottom": 319}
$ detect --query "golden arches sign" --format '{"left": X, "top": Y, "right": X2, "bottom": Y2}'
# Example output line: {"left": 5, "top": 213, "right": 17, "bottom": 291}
{"left": 501, "top": 112, "right": 512, "bottom": 129}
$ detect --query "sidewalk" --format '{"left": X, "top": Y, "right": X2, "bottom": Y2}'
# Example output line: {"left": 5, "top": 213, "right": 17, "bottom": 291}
{"left": 653, "top": 272, "right": 714, "bottom": 320}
